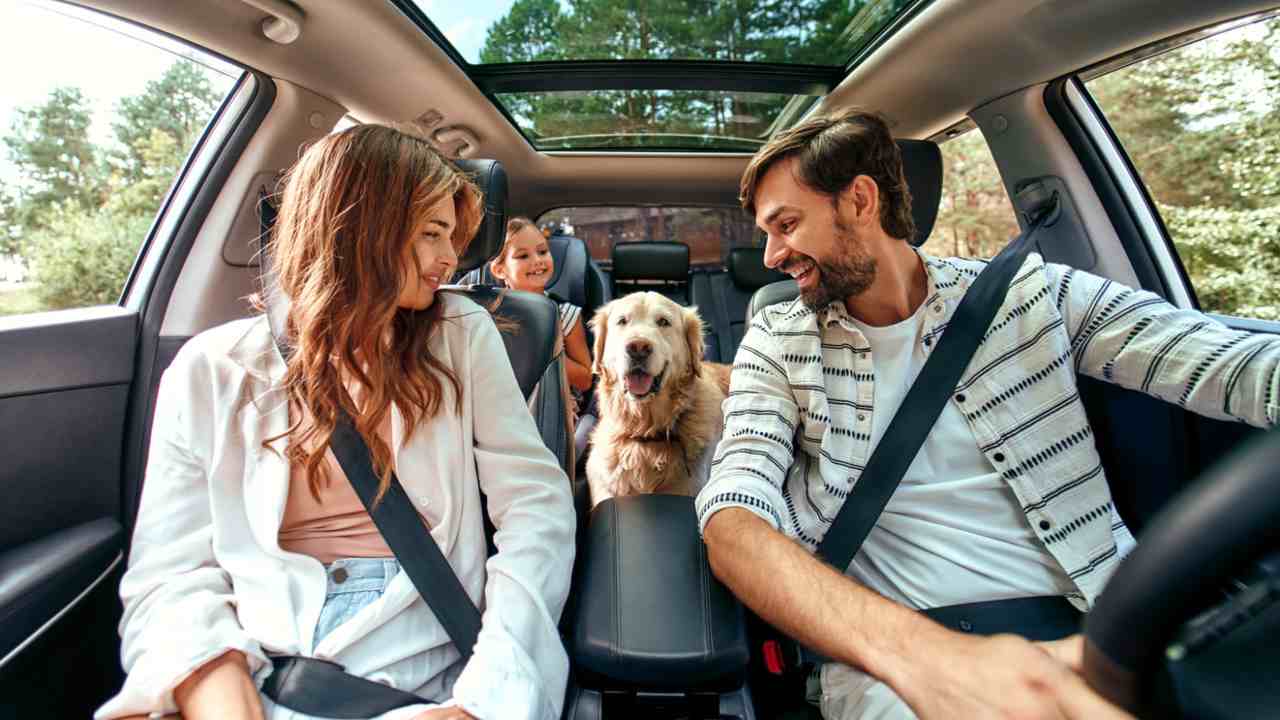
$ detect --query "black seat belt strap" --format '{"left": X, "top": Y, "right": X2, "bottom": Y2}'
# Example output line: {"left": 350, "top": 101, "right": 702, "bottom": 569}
{"left": 815, "top": 207, "right": 1051, "bottom": 572}
{"left": 327, "top": 413, "right": 484, "bottom": 656}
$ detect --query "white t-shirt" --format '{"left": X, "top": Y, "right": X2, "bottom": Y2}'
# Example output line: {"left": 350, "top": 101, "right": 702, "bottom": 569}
{"left": 844, "top": 305, "right": 1075, "bottom": 610}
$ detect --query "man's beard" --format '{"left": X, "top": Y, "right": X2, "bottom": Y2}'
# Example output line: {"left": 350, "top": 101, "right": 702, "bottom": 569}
{"left": 782, "top": 220, "right": 878, "bottom": 311}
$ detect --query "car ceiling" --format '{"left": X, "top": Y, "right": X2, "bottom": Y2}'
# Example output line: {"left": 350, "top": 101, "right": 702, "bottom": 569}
{"left": 79, "top": 0, "right": 1278, "bottom": 218}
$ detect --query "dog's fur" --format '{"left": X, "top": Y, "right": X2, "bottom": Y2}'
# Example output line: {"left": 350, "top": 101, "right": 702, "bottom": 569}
{"left": 586, "top": 292, "right": 732, "bottom": 508}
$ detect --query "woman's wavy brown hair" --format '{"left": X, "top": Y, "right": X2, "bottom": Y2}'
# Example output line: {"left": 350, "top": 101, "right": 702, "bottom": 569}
{"left": 268, "top": 123, "right": 482, "bottom": 502}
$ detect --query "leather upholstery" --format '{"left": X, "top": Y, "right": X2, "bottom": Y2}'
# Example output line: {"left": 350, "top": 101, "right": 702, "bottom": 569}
{"left": 611, "top": 241, "right": 692, "bottom": 303}
{"left": 727, "top": 246, "right": 786, "bottom": 290}
{"left": 453, "top": 159, "right": 508, "bottom": 273}
{"left": 570, "top": 495, "right": 749, "bottom": 693}
{"left": 611, "top": 241, "right": 690, "bottom": 281}
{"left": 898, "top": 139, "right": 943, "bottom": 247}
{"left": 445, "top": 287, "right": 557, "bottom": 402}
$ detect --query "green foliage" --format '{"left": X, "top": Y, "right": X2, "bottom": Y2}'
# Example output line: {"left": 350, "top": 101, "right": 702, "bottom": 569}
{"left": 1089, "top": 22, "right": 1280, "bottom": 320}
{"left": 3, "top": 59, "right": 218, "bottom": 314}
{"left": 924, "top": 131, "right": 1019, "bottom": 259}
{"left": 26, "top": 202, "right": 150, "bottom": 309}
{"left": 112, "top": 60, "right": 222, "bottom": 182}
{"left": 4, "top": 86, "right": 104, "bottom": 222}
{"left": 479, "top": 0, "right": 877, "bottom": 144}
{"left": 1161, "top": 204, "right": 1280, "bottom": 320}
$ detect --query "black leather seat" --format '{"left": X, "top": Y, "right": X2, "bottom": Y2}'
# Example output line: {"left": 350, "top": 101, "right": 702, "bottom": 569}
{"left": 692, "top": 247, "right": 786, "bottom": 363}
{"left": 610, "top": 241, "right": 691, "bottom": 304}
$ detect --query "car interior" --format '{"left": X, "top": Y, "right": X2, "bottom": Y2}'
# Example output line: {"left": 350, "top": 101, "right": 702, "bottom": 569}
{"left": 1, "top": 0, "right": 1277, "bottom": 718}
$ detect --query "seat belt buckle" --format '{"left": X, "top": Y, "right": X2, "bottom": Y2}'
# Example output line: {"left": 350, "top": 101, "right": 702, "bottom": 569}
{"left": 763, "top": 638, "right": 808, "bottom": 675}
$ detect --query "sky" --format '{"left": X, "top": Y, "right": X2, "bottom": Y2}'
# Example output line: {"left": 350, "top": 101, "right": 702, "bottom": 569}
{"left": 408, "top": 0, "right": 520, "bottom": 63}
{"left": 0, "top": 1, "right": 239, "bottom": 185}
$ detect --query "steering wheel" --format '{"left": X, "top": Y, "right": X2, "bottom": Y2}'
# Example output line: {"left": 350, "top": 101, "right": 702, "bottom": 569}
{"left": 1082, "top": 427, "right": 1280, "bottom": 714}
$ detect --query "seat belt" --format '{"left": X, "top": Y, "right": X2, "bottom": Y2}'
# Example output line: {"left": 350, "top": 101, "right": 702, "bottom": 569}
{"left": 255, "top": 193, "right": 483, "bottom": 717}
{"left": 777, "top": 202, "right": 1059, "bottom": 670}
{"left": 814, "top": 204, "right": 1053, "bottom": 573}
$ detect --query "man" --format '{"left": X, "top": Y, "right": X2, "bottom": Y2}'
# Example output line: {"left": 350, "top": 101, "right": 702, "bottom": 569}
{"left": 696, "top": 109, "right": 1279, "bottom": 719}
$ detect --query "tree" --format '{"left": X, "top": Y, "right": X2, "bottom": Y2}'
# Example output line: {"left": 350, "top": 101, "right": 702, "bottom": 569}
{"left": 112, "top": 59, "right": 222, "bottom": 182}
{"left": 4, "top": 87, "right": 103, "bottom": 221}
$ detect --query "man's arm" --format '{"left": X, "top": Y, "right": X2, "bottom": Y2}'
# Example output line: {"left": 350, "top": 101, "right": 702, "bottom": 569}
{"left": 704, "top": 508, "right": 1131, "bottom": 720}
{"left": 1051, "top": 264, "right": 1279, "bottom": 428}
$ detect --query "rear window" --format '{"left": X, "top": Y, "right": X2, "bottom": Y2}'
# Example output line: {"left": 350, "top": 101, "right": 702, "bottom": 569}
{"left": 537, "top": 206, "right": 763, "bottom": 268}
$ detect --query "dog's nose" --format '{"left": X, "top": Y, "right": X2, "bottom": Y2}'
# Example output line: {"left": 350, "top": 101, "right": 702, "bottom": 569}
{"left": 625, "top": 340, "right": 652, "bottom": 362}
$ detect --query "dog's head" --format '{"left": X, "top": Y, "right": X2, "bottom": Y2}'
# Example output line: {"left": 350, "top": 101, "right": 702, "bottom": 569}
{"left": 591, "top": 292, "right": 705, "bottom": 404}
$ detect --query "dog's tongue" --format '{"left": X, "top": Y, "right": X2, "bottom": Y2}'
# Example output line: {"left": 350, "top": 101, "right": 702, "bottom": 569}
{"left": 625, "top": 372, "right": 654, "bottom": 396}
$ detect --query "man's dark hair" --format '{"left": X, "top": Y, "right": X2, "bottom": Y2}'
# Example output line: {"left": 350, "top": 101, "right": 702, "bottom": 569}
{"left": 740, "top": 109, "right": 916, "bottom": 242}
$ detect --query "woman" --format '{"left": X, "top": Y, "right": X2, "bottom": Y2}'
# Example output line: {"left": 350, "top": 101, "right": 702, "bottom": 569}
{"left": 98, "top": 125, "right": 575, "bottom": 720}
{"left": 487, "top": 217, "right": 593, "bottom": 397}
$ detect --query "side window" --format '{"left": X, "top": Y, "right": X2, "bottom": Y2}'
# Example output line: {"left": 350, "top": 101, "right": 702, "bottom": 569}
{"left": 1087, "top": 18, "right": 1280, "bottom": 321}
{"left": 0, "top": 1, "right": 238, "bottom": 318}
{"left": 538, "top": 207, "right": 763, "bottom": 268}
{"left": 922, "top": 129, "right": 1020, "bottom": 259}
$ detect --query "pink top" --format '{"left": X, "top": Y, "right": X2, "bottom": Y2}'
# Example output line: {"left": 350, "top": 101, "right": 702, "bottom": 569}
{"left": 277, "top": 413, "right": 404, "bottom": 564}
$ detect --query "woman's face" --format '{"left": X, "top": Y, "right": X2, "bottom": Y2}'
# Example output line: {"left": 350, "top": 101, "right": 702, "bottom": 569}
{"left": 495, "top": 226, "right": 554, "bottom": 292}
{"left": 396, "top": 196, "right": 459, "bottom": 311}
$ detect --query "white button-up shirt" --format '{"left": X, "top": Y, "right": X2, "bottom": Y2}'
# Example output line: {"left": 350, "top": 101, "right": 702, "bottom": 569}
{"left": 97, "top": 293, "right": 575, "bottom": 720}
{"left": 697, "top": 251, "right": 1279, "bottom": 609}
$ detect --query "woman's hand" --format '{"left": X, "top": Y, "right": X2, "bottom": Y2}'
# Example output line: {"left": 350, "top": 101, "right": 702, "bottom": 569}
{"left": 412, "top": 707, "right": 478, "bottom": 719}
{"left": 173, "top": 649, "right": 264, "bottom": 720}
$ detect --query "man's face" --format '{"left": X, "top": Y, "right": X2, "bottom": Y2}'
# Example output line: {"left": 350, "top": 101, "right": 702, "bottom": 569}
{"left": 753, "top": 157, "right": 877, "bottom": 310}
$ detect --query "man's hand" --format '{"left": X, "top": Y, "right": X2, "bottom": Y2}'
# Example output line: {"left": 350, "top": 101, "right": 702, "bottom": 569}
{"left": 894, "top": 631, "right": 1131, "bottom": 720}
{"left": 412, "top": 707, "right": 478, "bottom": 719}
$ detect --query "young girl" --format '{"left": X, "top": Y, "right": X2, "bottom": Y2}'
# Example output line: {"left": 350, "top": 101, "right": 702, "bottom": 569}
{"left": 488, "top": 218, "right": 593, "bottom": 398}
{"left": 98, "top": 125, "right": 575, "bottom": 720}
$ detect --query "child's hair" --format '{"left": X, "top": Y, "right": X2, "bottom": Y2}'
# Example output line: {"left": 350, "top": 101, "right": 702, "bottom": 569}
{"left": 488, "top": 216, "right": 540, "bottom": 281}
{"left": 267, "top": 123, "right": 482, "bottom": 502}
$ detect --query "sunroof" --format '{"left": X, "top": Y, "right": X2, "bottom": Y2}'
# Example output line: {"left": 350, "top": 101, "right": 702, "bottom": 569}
{"left": 413, "top": 0, "right": 918, "bottom": 67}
{"left": 499, "top": 90, "right": 821, "bottom": 151}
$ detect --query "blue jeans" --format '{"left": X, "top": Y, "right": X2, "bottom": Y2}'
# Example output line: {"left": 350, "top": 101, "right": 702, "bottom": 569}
{"left": 312, "top": 557, "right": 400, "bottom": 650}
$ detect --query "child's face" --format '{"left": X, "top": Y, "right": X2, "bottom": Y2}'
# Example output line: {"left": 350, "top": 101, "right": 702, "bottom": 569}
{"left": 496, "top": 227, "right": 554, "bottom": 292}
{"left": 397, "top": 196, "right": 458, "bottom": 311}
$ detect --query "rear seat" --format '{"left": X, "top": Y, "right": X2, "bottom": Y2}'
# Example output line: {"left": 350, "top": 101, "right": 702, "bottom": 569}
{"left": 611, "top": 241, "right": 691, "bottom": 305}
{"left": 692, "top": 247, "right": 785, "bottom": 363}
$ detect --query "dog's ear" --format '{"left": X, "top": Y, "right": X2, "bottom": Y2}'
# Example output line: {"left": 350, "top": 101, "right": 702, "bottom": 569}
{"left": 684, "top": 307, "right": 705, "bottom": 378}
{"left": 589, "top": 304, "right": 610, "bottom": 376}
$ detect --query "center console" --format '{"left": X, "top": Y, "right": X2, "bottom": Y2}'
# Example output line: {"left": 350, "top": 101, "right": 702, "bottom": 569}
{"left": 566, "top": 494, "right": 753, "bottom": 719}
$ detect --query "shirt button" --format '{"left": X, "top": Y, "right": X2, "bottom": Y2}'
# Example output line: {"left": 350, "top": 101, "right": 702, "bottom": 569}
{"left": 955, "top": 393, "right": 966, "bottom": 403}
{"left": 1039, "top": 520, "right": 1052, "bottom": 531}
{"left": 992, "top": 452, "right": 1006, "bottom": 463}
{"left": 959, "top": 620, "right": 974, "bottom": 632}
{"left": 923, "top": 337, "right": 933, "bottom": 348}
{"left": 857, "top": 414, "right": 867, "bottom": 422}
{"left": 332, "top": 567, "right": 349, "bottom": 584}
{"left": 933, "top": 304, "right": 944, "bottom": 314}
{"left": 417, "top": 496, "right": 429, "bottom": 506}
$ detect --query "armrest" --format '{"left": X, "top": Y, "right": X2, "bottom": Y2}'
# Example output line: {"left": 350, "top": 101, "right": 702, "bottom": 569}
{"left": 570, "top": 495, "right": 749, "bottom": 692}
{"left": 0, "top": 517, "right": 123, "bottom": 662}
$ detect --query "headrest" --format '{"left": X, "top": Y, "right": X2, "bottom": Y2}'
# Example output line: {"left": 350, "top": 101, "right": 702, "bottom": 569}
{"left": 727, "top": 247, "right": 786, "bottom": 290}
{"left": 546, "top": 234, "right": 589, "bottom": 308}
{"left": 612, "top": 241, "right": 690, "bottom": 281}
{"left": 454, "top": 159, "right": 507, "bottom": 273}
{"left": 897, "top": 139, "right": 942, "bottom": 247}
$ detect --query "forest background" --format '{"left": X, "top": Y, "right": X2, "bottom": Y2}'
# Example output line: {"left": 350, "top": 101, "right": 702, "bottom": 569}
{"left": 2, "top": 0, "right": 1276, "bottom": 319}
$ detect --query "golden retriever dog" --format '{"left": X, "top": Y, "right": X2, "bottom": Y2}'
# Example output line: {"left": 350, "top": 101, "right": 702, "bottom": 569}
{"left": 586, "top": 292, "right": 732, "bottom": 508}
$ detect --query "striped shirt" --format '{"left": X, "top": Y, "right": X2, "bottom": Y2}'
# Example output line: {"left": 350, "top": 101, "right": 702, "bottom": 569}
{"left": 696, "top": 250, "right": 1280, "bottom": 609}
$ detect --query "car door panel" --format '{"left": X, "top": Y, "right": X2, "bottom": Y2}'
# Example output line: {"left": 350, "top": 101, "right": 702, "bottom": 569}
{"left": 0, "top": 308, "right": 135, "bottom": 550}
{"left": 0, "top": 517, "right": 123, "bottom": 664}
